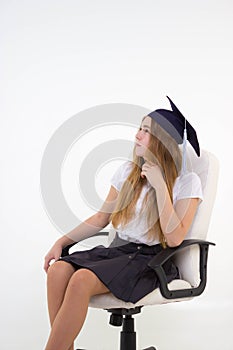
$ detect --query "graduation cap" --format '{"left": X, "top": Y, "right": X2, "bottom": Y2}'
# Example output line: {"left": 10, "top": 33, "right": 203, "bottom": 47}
{"left": 148, "top": 96, "right": 200, "bottom": 173}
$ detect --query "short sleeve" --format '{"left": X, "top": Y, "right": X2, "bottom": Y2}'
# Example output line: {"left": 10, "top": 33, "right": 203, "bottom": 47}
{"left": 173, "top": 172, "right": 203, "bottom": 203}
{"left": 110, "top": 161, "right": 133, "bottom": 192}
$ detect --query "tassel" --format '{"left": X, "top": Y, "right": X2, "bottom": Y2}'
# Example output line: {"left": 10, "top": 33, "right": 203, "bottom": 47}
{"left": 182, "top": 120, "right": 187, "bottom": 174}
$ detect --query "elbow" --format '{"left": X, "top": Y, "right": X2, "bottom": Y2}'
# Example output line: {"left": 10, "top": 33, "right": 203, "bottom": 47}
{"left": 166, "top": 238, "right": 183, "bottom": 248}
{"left": 164, "top": 223, "right": 186, "bottom": 248}
{"left": 165, "top": 230, "right": 185, "bottom": 248}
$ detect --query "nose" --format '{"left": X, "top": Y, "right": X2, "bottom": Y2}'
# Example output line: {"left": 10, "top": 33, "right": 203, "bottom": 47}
{"left": 136, "top": 129, "right": 142, "bottom": 140}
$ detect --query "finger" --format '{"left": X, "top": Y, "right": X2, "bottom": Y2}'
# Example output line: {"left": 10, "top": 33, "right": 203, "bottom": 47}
{"left": 141, "top": 171, "right": 146, "bottom": 178}
{"left": 44, "top": 255, "right": 52, "bottom": 273}
{"left": 142, "top": 164, "right": 150, "bottom": 171}
{"left": 54, "top": 255, "right": 60, "bottom": 262}
{"left": 147, "top": 162, "right": 158, "bottom": 168}
{"left": 44, "top": 260, "right": 49, "bottom": 273}
{"left": 146, "top": 160, "right": 154, "bottom": 166}
{"left": 142, "top": 166, "right": 151, "bottom": 171}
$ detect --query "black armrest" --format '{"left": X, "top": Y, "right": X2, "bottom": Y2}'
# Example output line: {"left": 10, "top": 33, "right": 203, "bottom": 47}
{"left": 148, "top": 239, "right": 215, "bottom": 300}
{"left": 61, "top": 231, "right": 109, "bottom": 257}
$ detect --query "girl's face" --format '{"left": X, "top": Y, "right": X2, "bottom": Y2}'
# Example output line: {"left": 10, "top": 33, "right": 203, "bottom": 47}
{"left": 135, "top": 116, "right": 151, "bottom": 157}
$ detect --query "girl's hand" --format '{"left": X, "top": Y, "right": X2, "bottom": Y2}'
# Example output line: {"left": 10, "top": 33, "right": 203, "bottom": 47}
{"left": 141, "top": 161, "right": 164, "bottom": 189}
{"left": 44, "top": 241, "right": 63, "bottom": 273}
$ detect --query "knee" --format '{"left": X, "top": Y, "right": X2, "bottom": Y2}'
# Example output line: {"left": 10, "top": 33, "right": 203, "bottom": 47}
{"left": 68, "top": 269, "right": 96, "bottom": 295}
{"left": 47, "top": 261, "right": 74, "bottom": 282}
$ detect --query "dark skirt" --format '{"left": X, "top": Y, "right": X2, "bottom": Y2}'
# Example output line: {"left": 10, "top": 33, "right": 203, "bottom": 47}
{"left": 60, "top": 235, "right": 179, "bottom": 304}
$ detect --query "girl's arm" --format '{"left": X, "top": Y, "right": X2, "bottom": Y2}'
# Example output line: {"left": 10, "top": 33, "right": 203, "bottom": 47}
{"left": 156, "top": 183, "right": 199, "bottom": 247}
{"left": 141, "top": 162, "right": 200, "bottom": 247}
{"left": 44, "top": 185, "right": 118, "bottom": 272}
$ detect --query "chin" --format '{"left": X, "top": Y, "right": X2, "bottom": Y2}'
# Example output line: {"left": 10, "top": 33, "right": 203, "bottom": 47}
{"left": 135, "top": 148, "right": 145, "bottom": 157}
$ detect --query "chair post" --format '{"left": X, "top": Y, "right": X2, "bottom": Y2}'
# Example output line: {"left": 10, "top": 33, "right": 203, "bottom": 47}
{"left": 120, "top": 314, "right": 136, "bottom": 350}
{"left": 108, "top": 307, "right": 142, "bottom": 350}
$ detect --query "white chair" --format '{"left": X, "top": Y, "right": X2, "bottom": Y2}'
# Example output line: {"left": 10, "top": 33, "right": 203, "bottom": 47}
{"left": 62, "top": 147, "right": 219, "bottom": 350}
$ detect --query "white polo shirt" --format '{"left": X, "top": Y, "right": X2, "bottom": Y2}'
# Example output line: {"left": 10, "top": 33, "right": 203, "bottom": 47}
{"left": 110, "top": 161, "right": 203, "bottom": 246}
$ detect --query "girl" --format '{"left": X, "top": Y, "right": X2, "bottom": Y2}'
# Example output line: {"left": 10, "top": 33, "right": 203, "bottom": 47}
{"left": 44, "top": 97, "right": 203, "bottom": 350}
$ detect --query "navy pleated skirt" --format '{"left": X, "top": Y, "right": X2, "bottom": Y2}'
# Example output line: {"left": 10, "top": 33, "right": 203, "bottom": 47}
{"left": 60, "top": 235, "right": 179, "bottom": 303}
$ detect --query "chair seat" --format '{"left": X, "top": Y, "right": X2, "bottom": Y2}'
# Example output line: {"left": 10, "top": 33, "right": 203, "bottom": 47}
{"left": 89, "top": 279, "right": 192, "bottom": 309}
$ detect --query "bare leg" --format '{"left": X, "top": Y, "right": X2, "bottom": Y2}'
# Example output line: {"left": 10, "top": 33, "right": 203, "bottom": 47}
{"left": 45, "top": 268, "right": 109, "bottom": 350}
{"left": 46, "top": 261, "right": 76, "bottom": 350}
{"left": 47, "top": 261, "right": 75, "bottom": 324}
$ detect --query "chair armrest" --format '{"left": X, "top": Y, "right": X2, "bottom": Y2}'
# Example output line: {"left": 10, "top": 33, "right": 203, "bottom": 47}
{"left": 61, "top": 231, "right": 109, "bottom": 257}
{"left": 148, "top": 239, "right": 215, "bottom": 300}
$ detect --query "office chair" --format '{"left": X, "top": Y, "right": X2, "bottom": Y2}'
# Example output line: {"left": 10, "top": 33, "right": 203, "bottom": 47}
{"left": 62, "top": 147, "right": 219, "bottom": 350}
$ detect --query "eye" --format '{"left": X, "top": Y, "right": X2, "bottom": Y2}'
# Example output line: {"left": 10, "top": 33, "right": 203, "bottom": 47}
{"left": 138, "top": 126, "right": 150, "bottom": 134}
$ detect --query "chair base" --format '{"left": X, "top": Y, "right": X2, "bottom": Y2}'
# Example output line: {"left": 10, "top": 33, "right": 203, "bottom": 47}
{"left": 76, "top": 308, "right": 157, "bottom": 350}
{"left": 108, "top": 307, "right": 156, "bottom": 350}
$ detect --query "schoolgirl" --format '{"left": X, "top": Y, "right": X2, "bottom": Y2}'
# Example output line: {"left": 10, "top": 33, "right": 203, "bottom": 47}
{"left": 44, "top": 97, "right": 203, "bottom": 350}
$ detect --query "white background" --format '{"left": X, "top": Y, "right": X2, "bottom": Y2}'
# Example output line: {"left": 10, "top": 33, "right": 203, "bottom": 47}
{"left": 1, "top": 1, "right": 232, "bottom": 349}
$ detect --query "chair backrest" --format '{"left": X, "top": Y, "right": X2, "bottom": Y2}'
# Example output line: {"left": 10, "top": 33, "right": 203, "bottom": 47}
{"left": 174, "top": 146, "right": 219, "bottom": 286}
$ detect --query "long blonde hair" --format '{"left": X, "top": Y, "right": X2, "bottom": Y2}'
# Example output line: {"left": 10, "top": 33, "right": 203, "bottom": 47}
{"left": 110, "top": 117, "right": 182, "bottom": 248}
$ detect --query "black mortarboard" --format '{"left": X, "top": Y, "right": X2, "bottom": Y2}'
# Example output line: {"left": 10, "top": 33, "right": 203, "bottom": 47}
{"left": 148, "top": 96, "right": 200, "bottom": 173}
{"left": 148, "top": 96, "right": 200, "bottom": 156}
